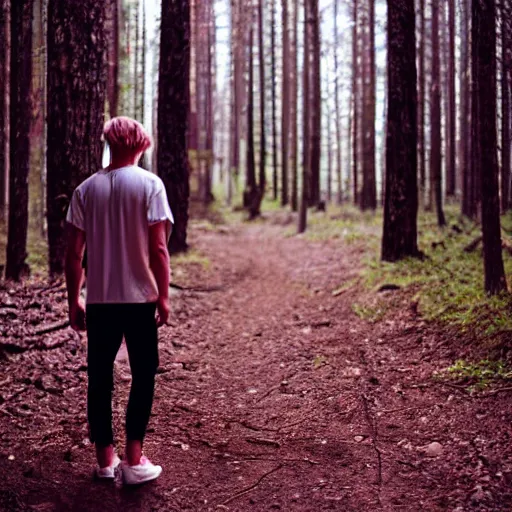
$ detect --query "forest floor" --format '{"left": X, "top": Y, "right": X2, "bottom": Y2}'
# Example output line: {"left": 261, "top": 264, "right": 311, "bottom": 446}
{"left": 0, "top": 205, "right": 512, "bottom": 511}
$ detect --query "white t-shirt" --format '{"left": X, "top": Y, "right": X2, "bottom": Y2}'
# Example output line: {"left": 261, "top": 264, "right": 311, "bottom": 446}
{"left": 66, "top": 165, "right": 174, "bottom": 304}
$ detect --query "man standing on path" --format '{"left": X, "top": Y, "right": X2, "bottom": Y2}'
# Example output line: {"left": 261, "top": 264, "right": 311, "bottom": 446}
{"left": 65, "top": 117, "right": 173, "bottom": 485}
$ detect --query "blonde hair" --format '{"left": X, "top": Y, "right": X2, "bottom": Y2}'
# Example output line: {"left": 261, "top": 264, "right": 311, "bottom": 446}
{"left": 103, "top": 116, "right": 152, "bottom": 154}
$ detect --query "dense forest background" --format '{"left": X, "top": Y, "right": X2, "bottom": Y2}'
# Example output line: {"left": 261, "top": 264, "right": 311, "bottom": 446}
{"left": 0, "top": 0, "right": 511, "bottom": 295}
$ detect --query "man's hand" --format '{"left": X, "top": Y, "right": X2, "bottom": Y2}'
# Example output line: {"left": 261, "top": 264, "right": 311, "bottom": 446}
{"left": 156, "top": 296, "right": 169, "bottom": 327}
{"left": 69, "top": 300, "right": 86, "bottom": 331}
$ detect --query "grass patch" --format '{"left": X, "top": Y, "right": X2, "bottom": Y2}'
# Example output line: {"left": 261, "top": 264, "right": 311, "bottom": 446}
{"left": 171, "top": 249, "right": 211, "bottom": 270}
{"left": 352, "top": 301, "right": 388, "bottom": 323}
{"left": 435, "top": 359, "right": 512, "bottom": 390}
{"left": 360, "top": 207, "right": 512, "bottom": 340}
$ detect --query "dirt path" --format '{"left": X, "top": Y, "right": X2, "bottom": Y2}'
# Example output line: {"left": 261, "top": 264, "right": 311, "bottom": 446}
{"left": 0, "top": 218, "right": 511, "bottom": 511}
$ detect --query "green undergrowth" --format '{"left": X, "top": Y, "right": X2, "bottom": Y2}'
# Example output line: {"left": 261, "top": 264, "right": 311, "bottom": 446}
{"left": 434, "top": 359, "right": 512, "bottom": 391}
{"left": 360, "top": 207, "right": 512, "bottom": 342}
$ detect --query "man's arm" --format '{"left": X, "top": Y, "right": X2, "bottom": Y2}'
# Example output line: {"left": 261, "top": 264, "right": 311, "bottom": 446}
{"left": 65, "top": 223, "right": 86, "bottom": 331}
{"left": 149, "top": 221, "right": 171, "bottom": 326}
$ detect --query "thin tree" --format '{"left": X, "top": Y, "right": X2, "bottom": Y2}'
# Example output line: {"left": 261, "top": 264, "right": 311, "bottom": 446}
{"left": 351, "top": 0, "right": 359, "bottom": 205}
{"left": 298, "top": 0, "right": 310, "bottom": 233}
{"left": 46, "top": 0, "right": 107, "bottom": 276}
{"left": 244, "top": 8, "right": 261, "bottom": 218}
{"left": 501, "top": 0, "right": 511, "bottom": 211}
{"left": 418, "top": 0, "right": 426, "bottom": 206}
{"left": 281, "top": 0, "right": 290, "bottom": 206}
{"left": 309, "top": 0, "right": 321, "bottom": 207}
{"left": 5, "top": 0, "right": 33, "bottom": 280}
{"left": 382, "top": 0, "right": 419, "bottom": 261}
{"left": 290, "top": 0, "right": 299, "bottom": 211}
{"left": 460, "top": 0, "right": 472, "bottom": 216}
{"left": 446, "top": 0, "right": 456, "bottom": 196}
{"left": 334, "top": 0, "right": 342, "bottom": 204}
{"left": 472, "top": 0, "right": 507, "bottom": 293}
{"left": 0, "top": 0, "right": 9, "bottom": 222}
{"left": 158, "top": 0, "right": 190, "bottom": 253}
{"left": 430, "top": 0, "right": 446, "bottom": 226}
{"left": 361, "top": 0, "right": 376, "bottom": 210}
{"left": 271, "top": 0, "right": 278, "bottom": 200}
{"left": 258, "top": 0, "right": 266, "bottom": 195}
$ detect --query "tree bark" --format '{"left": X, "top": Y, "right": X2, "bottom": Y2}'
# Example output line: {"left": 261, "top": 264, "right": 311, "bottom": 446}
{"left": 0, "top": 0, "right": 9, "bottom": 222}
{"left": 417, "top": 0, "right": 425, "bottom": 207}
{"left": 472, "top": 0, "right": 507, "bottom": 294}
{"left": 501, "top": 0, "right": 511, "bottom": 211}
{"left": 290, "top": 0, "right": 299, "bottom": 211}
{"left": 351, "top": 0, "right": 359, "bottom": 205}
{"left": 258, "top": 0, "right": 266, "bottom": 194}
{"left": 446, "top": 0, "right": 456, "bottom": 196}
{"left": 244, "top": 11, "right": 261, "bottom": 219}
{"left": 158, "top": 0, "right": 190, "bottom": 254}
{"left": 281, "top": 0, "right": 290, "bottom": 206}
{"left": 46, "top": 0, "right": 107, "bottom": 277}
{"left": 381, "top": 0, "right": 419, "bottom": 262}
{"left": 298, "top": 0, "right": 310, "bottom": 233}
{"left": 271, "top": 0, "right": 278, "bottom": 201}
{"left": 309, "top": 0, "right": 321, "bottom": 207}
{"left": 461, "top": 0, "right": 472, "bottom": 216}
{"left": 361, "top": 0, "right": 376, "bottom": 210}
{"left": 6, "top": 0, "right": 33, "bottom": 280}
{"left": 334, "top": 0, "right": 342, "bottom": 204}
{"left": 430, "top": 0, "right": 446, "bottom": 227}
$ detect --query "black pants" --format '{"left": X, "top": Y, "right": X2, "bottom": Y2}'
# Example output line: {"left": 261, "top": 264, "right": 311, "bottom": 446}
{"left": 86, "top": 303, "right": 159, "bottom": 446}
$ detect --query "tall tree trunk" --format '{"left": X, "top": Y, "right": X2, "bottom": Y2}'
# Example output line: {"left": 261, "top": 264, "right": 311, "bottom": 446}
{"left": 334, "top": 0, "right": 342, "bottom": 204}
{"left": 309, "top": 0, "right": 321, "bottom": 207}
{"left": 461, "top": 0, "right": 471, "bottom": 216}
{"left": 47, "top": 0, "right": 107, "bottom": 277}
{"left": 271, "top": 0, "right": 278, "bottom": 201}
{"left": 281, "top": 0, "right": 290, "bottom": 206}
{"left": 501, "top": 0, "right": 511, "bottom": 211}
{"left": 158, "top": 0, "right": 190, "bottom": 254}
{"left": 106, "top": 0, "right": 120, "bottom": 118}
{"left": 244, "top": 12, "right": 260, "bottom": 218}
{"left": 258, "top": 0, "right": 266, "bottom": 194}
{"left": 382, "top": 0, "right": 419, "bottom": 262}
{"left": 430, "top": 0, "right": 446, "bottom": 226}
{"left": 298, "top": 0, "right": 310, "bottom": 233}
{"left": 205, "top": 0, "right": 215, "bottom": 203}
{"left": 446, "top": 0, "right": 456, "bottom": 196}
{"left": 361, "top": 0, "right": 376, "bottom": 210}
{"left": 473, "top": 0, "right": 507, "bottom": 293}
{"left": 6, "top": 0, "right": 33, "bottom": 280}
{"left": 0, "top": 0, "right": 9, "bottom": 222}
{"left": 418, "top": 0, "right": 425, "bottom": 207}
{"left": 351, "top": 0, "right": 359, "bottom": 205}
{"left": 290, "top": 0, "right": 299, "bottom": 211}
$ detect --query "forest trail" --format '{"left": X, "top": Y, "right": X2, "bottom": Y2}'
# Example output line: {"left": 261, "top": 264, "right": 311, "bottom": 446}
{"left": 0, "top": 214, "right": 511, "bottom": 512}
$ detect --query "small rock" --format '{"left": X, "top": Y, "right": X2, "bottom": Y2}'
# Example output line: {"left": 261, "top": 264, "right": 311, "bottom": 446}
{"left": 470, "top": 485, "right": 487, "bottom": 503}
{"left": 424, "top": 442, "right": 443, "bottom": 458}
{"left": 354, "top": 436, "right": 365, "bottom": 443}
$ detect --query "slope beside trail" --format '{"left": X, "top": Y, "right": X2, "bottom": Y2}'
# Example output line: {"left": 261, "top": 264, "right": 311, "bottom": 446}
{"left": 0, "top": 215, "right": 511, "bottom": 512}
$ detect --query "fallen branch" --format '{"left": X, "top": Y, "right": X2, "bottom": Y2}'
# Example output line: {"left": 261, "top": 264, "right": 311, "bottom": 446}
{"left": 464, "top": 236, "right": 483, "bottom": 253}
{"left": 220, "top": 464, "right": 283, "bottom": 506}
{"left": 245, "top": 437, "right": 281, "bottom": 448}
{"left": 34, "top": 320, "right": 69, "bottom": 336}
{"left": 480, "top": 386, "right": 512, "bottom": 397}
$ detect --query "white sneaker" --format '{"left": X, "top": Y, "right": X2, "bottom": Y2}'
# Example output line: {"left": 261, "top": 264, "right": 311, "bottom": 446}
{"left": 121, "top": 456, "right": 162, "bottom": 485}
{"left": 95, "top": 455, "right": 121, "bottom": 479}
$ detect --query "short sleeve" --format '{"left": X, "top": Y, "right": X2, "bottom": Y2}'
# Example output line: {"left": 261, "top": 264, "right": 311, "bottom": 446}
{"left": 148, "top": 179, "right": 174, "bottom": 240}
{"left": 66, "top": 188, "right": 85, "bottom": 231}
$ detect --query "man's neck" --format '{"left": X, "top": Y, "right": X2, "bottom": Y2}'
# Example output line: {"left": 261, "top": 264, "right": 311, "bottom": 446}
{"left": 108, "top": 156, "right": 139, "bottom": 171}
{"left": 107, "top": 155, "right": 140, "bottom": 171}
